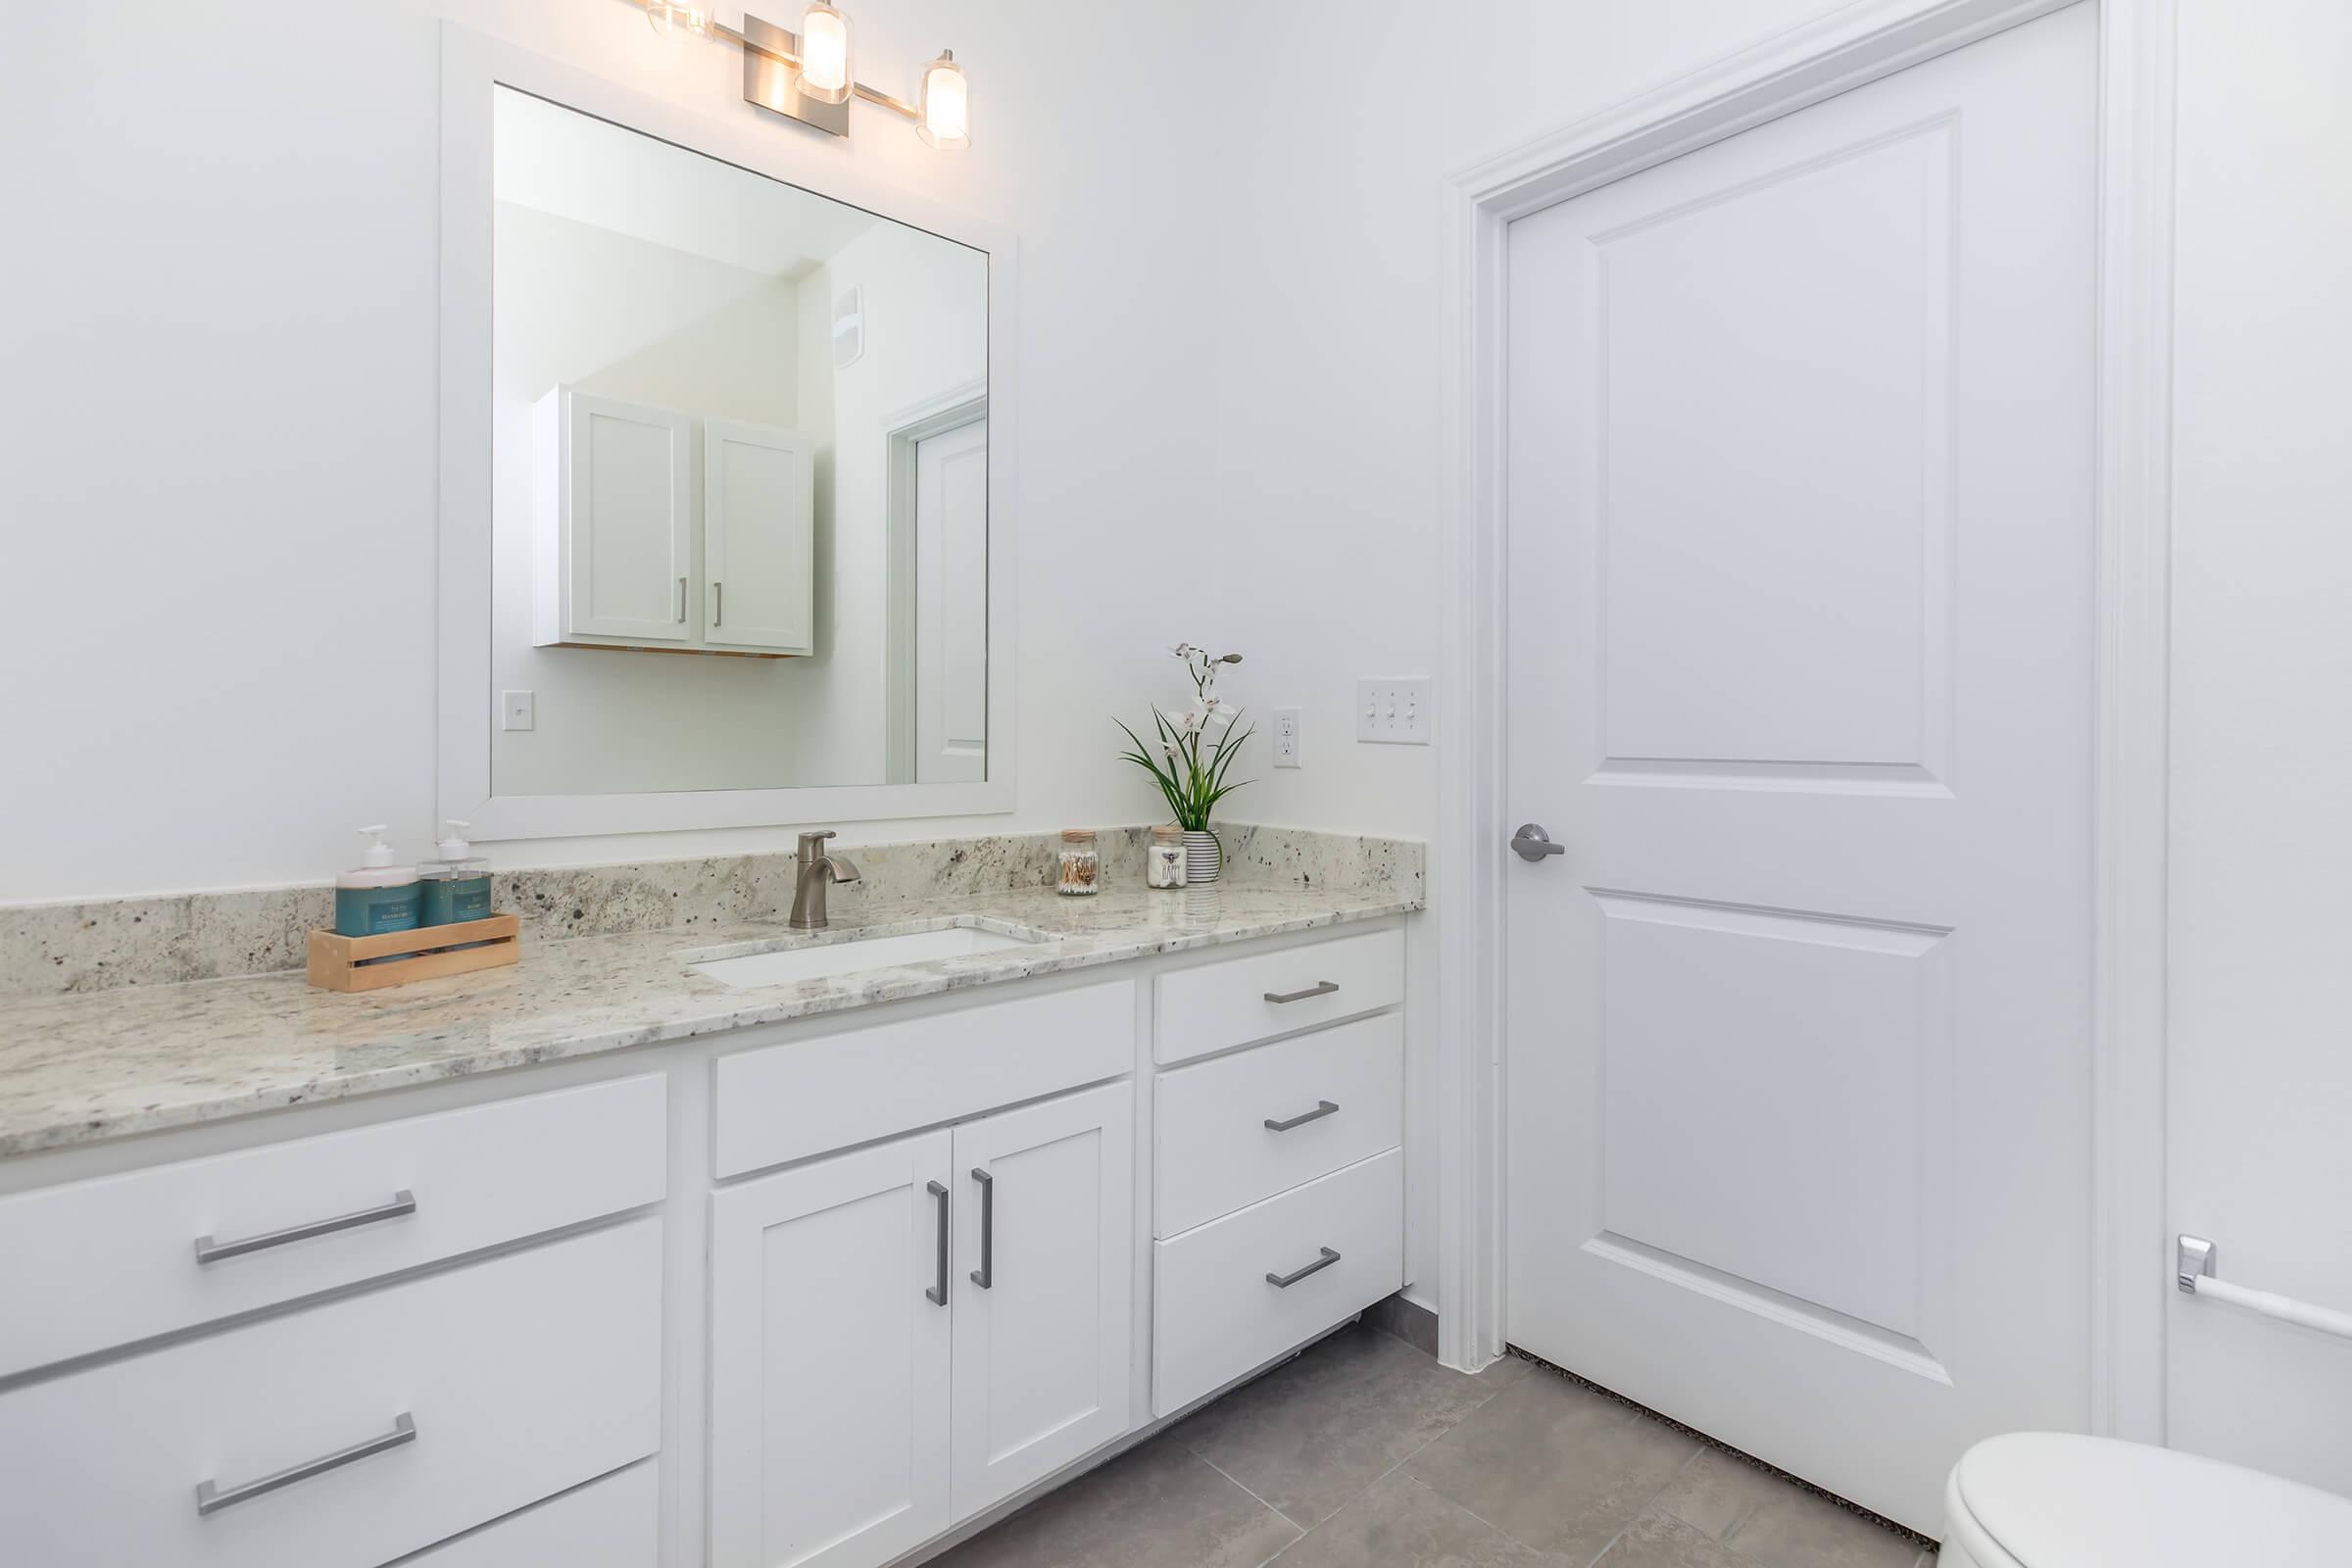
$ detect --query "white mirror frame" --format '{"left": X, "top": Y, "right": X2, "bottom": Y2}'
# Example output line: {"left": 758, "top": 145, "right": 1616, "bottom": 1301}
{"left": 435, "top": 24, "right": 1017, "bottom": 840}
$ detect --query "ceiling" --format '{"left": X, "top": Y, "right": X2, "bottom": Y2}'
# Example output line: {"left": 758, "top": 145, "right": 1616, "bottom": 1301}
{"left": 493, "top": 85, "right": 881, "bottom": 280}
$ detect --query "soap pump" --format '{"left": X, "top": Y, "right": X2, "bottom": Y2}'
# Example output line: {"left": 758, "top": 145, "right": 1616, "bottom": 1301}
{"left": 334, "top": 825, "right": 420, "bottom": 938}
{"left": 418, "top": 820, "right": 493, "bottom": 929}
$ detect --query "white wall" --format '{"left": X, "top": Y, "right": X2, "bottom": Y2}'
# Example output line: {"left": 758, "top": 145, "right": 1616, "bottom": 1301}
{"left": 491, "top": 201, "right": 811, "bottom": 797}
{"left": 1203, "top": 0, "right": 1856, "bottom": 1316}
{"left": 0, "top": 0, "right": 1221, "bottom": 899}
{"left": 791, "top": 220, "right": 987, "bottom": 786}
{"left": 2164, "top": 0, "right": 2352, "bottom": 1493}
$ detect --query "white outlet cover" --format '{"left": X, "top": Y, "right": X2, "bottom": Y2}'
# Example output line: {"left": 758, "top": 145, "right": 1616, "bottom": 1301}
{"left": 501, "top": 690, "right": 536, "bottom": 732}
{"left": 1355, "top": 678, "right": 1433, "bottom": 745}
{"left": 1272, "top": 707, "right": 1302, "bottom": 768}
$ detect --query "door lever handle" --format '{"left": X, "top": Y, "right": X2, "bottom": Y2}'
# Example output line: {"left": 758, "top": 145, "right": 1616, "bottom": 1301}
{"left": 1510, "top": 823, "right": 1567, "bottom": 862}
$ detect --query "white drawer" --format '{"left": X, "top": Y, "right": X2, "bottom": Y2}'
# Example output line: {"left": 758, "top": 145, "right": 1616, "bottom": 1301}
{"left": 1154, "top": 927, "right": 1403, "bottom": 1066}
{"left": 0, "top": 1073, "right": 666, "bottom": 1378}
{"left": 715, "top": 980, "right": 1134, "bottom": 1177}
{"left": 1152, "top": 1150, "right": 1403, "bottom": 1415}
{"left": 1156, "top": 1012, "right": 1403, "bottom": 1237}
{"left": 408, "top": 1461, "right": 659, "bottom": 1567}
{"left": 0, "top": 1219, "right": 663, "bottom": 1568}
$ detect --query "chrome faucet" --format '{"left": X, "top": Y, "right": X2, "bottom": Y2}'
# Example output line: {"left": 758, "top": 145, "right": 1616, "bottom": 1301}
{"left": 788, "top": 830, "right": 862, "bottom": 929}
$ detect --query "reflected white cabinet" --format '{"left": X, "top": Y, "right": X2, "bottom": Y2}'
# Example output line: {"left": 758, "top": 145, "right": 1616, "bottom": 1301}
{"left": 534, "top": 389, "right": 692, "bottom": 646}
{"left": 708, "top": 1081, "right": 1133, "bottom": 1568}
{"left": 532, "top": 388, "right": 810, "bottom": 656}
{"left": 705, "top": 416, "right": 814, "bottom": 655}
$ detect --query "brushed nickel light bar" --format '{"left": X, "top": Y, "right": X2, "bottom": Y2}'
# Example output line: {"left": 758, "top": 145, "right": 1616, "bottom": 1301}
{"left": 636, "top": 1, "right": 970, "bottom": 148}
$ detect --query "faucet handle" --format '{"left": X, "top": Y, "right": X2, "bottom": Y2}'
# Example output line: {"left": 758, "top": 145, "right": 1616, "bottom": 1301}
{"left": 796, "top": 829, "right": 837, "bottom": 859}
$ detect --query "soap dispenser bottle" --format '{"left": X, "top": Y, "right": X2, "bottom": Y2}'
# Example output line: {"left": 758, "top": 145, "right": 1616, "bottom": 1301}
{"left": 418, "top": 820, "right": 493, "bottom": 928}
{"left": 335, "top": 826, "right": 420, "bottom": 937}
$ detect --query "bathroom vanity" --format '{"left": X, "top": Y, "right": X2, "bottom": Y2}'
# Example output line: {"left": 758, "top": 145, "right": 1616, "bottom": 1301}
{"left": 0, "top": 883, "right": 1416, "bottom": 1567}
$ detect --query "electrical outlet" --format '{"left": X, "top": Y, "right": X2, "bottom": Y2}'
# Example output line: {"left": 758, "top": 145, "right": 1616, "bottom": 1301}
{"left": 1272, "top": 707, "right": 1302, "bottom": 767}
{"left": 501, "top": 690, "right": 536, "bottom": 732}
{"left": 1355, "top": 678, "right": 1433, "bottom": 745}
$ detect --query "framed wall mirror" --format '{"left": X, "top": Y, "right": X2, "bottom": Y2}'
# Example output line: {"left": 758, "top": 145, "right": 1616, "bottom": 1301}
{"left": 436, "top": 27, "right": 1015, "bottom": 840}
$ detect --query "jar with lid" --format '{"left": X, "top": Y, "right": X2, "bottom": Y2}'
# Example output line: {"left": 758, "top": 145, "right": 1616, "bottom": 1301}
{"left": 1147, "top": 825, "right": 1186, "bottom": 890}
{"left": 1057, "top": 829, "right": 1101, "bottom": 896}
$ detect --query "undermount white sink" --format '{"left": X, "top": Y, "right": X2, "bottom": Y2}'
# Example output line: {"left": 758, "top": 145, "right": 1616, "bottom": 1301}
{"left": 692, "top": 926, "right": 1045, "bottom": 989}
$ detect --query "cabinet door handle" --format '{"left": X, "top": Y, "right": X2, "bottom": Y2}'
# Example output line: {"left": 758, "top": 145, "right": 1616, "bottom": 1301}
{"left": 677, "top": 576, "right": 687, "bottom": 622}
{"left": 195, "top": 1413, "right": 416, "bottom": 1516}
{"left": 1264, "top": 1100, "right": 1340, "bottom": 1133}
{"left": 713, "top": 581, "right": 722, "bottom": 627}
{"left": 1263, "top": 981, "right": 1340, "bottom": 1004}
{"left": 925, "top": 1180, "right": 950, "bottom": 1306}
{"left": 194, "top": 1190, "right": 416, "bottom": 1265}
{"left": 1266, "top": 1248, "right": 1342, "bottom": 1289}
{"left": 968, "top": 1167, "right": 995, "bottom": 1289}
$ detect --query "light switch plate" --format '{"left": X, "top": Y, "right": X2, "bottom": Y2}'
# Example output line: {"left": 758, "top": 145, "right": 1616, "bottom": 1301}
{"left": 1272, "top": 707, "right": 1302, "bottom": 767}
{"left": 501, "top": 690, "right": 536, "bottom": 732}
{"left": 1356, "top": 678, "right": 1432, "bottom": 745}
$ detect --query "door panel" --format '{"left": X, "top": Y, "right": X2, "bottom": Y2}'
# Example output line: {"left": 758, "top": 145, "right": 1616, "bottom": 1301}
{"left": 706, "top": 416, "right": 814, "bottom": 654}
{"left": 1503, "top": 5, "right": 2096, "bottom": 1532}
{"left": 914, "top": 417, "right": 989, "bottom": 784}
{"left": 569, "top": 392, "right": 691, "bottom": 643}
{"left": 951, "top": 1081, "right": 1134, "bottom": 1518}
{"left": 709, "top": 1132, "right": 953, "bottom": 1568}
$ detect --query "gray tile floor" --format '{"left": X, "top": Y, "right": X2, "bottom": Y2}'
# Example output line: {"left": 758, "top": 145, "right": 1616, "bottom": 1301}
{"left": 933, "top": 1323, "right": 1935, "bottom": 1568}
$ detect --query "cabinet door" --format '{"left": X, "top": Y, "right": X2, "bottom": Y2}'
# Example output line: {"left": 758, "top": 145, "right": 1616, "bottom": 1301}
{"left": 951, "top": 1081, "right": 1136, "bottom": 1518}
{"left": 704, "top": 417, "right": 813, "bottom": 654}
{"left": 710, "top": 1131, "right": 953, "bottom": 1568}
{"left": 566, "top": 391, "right": 692, "bottom": 643}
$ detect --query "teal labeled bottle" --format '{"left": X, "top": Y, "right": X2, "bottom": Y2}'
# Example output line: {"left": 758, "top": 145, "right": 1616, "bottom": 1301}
{"left": 334, "top": 825, "right": 420, "bottom": 941}
{"left": 418, "top": 819, "right": 493, "bottom": 927}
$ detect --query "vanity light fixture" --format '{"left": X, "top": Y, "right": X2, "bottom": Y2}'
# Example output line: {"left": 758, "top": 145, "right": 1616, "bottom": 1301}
{"left": 632, "top": 0, "right": 969, "bottom": 149}
{"left": 794, "top": 4, "right": 853, "bottom": 104}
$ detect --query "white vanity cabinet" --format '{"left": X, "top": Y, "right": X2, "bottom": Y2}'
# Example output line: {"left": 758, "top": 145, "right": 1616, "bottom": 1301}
{"left": 533, "top": 387, "right": 812, "bottom": 656}
{"left": 0, "top": 915, "right": 1411, "bottom": 1568}
{"left": 708, "top": 1129, "right": 956, "bottom": 1568}
{"left": 708, "top": 1020, "right": 1135, "bottom": 1566}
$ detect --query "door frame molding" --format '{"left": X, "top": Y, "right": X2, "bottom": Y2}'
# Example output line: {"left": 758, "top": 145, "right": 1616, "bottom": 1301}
{"left": 1433, "top": 0, "right": 2176, "bottom": 1446}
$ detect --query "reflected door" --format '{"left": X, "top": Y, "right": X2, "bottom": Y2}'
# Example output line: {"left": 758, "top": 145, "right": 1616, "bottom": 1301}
{"left": 1502, "top": 5, "right": 2096, "bottom": 1532}
{"left": 914, "top": 417, "right": 989, "bottom": 784}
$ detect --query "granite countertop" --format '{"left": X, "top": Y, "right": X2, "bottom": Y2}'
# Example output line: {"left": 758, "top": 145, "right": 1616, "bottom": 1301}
{"left": 0, "top": 883, "right": 1418, "bottom": 1159}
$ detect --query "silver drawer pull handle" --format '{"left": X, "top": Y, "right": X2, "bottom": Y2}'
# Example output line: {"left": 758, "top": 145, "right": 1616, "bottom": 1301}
{"left": 194, "top": 1190, "right": 416, "bottom": 1265}
{"left": 1266, "top": 1248, "right": 1342, "bottom": 1289}
{"left": 1264, "top": 1100, "right": 1340, "bottom": 1132}
{"left": 926, "top": 1180, "right": 950, "bottom": 1306}
{"left": 1263, "top": 981, "right": 1340, "bottom": 1005}
{"left": 969, "top": 1167, "right": 995, "bottom": 1290}
{"left": 196, "top": 1412, "right": 416, "bottom": 1517}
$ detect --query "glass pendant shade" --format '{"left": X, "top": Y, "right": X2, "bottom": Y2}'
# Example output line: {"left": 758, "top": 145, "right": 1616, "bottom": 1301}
{"left": 797, "top": 3, "right": 853, "bottom": 105}
{"left": 916, "top": 51, "right": 970, "bottom": 150}
{"left": 646, "top": 2, "right": 710, "bottom": 36}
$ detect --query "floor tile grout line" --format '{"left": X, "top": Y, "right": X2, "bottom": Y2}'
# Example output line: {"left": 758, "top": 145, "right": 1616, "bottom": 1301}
{"left": 1186, "top": 1445, "right": 1307, "bottom": 1543}
{"left": 1576, "top": 1430, "right": 1710, "bottom": 1568}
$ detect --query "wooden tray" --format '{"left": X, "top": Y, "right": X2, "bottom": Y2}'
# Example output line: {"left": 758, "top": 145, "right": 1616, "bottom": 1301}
{"left": 306, "top": 914, "right": 521, "bottom": 993}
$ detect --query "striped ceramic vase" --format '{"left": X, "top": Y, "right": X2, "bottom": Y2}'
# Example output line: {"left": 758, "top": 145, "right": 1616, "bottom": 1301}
{"left": 1182, "top": 829, "right": 1221, "bottom": 886}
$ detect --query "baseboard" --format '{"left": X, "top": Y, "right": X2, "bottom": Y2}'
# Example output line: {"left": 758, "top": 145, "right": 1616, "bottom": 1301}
{"left": 1363, "top": 1290, "right": 1440, "bottom": 1359}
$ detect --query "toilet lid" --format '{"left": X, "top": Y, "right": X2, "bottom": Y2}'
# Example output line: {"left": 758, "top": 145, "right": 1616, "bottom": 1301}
{"left": 1954, "top": 1433, "right": 2352, "bottom": 1566}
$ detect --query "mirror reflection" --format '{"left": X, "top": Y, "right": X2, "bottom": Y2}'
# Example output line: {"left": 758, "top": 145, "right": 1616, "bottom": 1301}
{"left": 490, "top": 86, "right": 989, "bottom": 796}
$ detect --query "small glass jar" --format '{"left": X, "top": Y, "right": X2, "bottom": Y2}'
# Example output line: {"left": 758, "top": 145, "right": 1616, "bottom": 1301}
{"left": 1057, "top": 829, "right": 1101, "bottom": 896}
{"left": 1147, "top": 825, "right": 1186, "bottom": 890}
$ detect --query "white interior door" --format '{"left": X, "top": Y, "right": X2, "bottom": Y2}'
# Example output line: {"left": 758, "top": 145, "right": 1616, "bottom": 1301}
{"left": 951, "top": 1081, "right": 1134, "bottom": 1518}
{"left": 1502, "top": 5, "right": 2097, "bottom": 1533}
{"left": 709, "top": 1131, "right": 953, "bottom": 1568}
{"left": 914, "top": 416, "right": 989, "bottom": 784}
{"left": 567, "top": 391, "right": 691, "bottom": 643}
{"left": 705, "top": 416, "right": 814, "bottom": 655}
